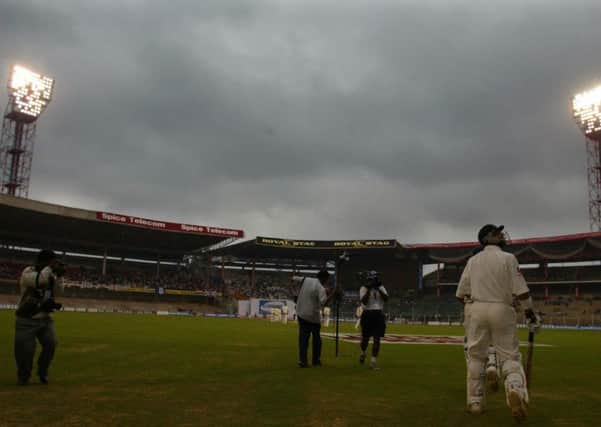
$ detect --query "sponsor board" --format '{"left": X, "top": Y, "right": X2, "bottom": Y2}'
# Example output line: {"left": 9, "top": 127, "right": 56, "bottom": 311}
{"left": 256, "top": 236, "right": 396, "bottom": 249}
{"left": 96, "top": 211, "right": 244, "bottom": 238}
{"left": 258, "top": 299, "right": 286, "bottom": 316}
{"left": 321, "top": 333, "right": 553, "bottom": 347}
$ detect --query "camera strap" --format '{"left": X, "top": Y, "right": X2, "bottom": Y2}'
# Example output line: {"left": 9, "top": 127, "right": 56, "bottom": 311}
{"left": 29, "top": 269, "right": 44, "bottom": 300}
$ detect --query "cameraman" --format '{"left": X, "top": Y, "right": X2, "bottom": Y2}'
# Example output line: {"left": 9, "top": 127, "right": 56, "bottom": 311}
{"left": 15, "top": 249, "right": 65, "bottom": 385}
{"left": 359, "top": 271, "right": 388, "bottom": 370}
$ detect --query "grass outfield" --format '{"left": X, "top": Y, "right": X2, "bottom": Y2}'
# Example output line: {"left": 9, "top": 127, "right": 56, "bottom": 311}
{"left": 0, "top": 312, "right": 600, "bottom": 427}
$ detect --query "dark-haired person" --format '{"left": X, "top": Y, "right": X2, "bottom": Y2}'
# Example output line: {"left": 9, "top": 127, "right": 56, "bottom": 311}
{"left": 294, "top": 269, "right": 338, "bottom": 367}
{"left": 14, "top": 249, "right": 65, "bottom": 385}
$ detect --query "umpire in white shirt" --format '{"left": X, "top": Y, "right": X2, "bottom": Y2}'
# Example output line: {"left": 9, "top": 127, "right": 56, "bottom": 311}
{"left": 295, "top": 269, "right": 337, "bottom": 368}
{"left": 457, "top": 224, "right": 541, "bottom": 419}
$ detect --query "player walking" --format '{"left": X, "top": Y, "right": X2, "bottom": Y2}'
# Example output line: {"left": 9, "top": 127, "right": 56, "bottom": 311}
{"left": 456, "top": 224, "right": 541, "bottom": 419}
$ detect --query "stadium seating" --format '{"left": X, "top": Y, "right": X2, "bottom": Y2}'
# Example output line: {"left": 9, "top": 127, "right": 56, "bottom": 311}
{"left": 3, "top": 255, "right": 601, "bottom": 325}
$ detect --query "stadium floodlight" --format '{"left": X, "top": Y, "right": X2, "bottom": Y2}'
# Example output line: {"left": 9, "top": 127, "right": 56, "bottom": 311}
{"left": 0, "top": 64, "right": 55, "bottom": 197}
{"left": 573, "top": 84, "right": 601, "bottom": 140}
{"left": 8, "top": 65, "right": 55, "bottom": 119}
{"left": 573, "top": 82, "right": 601, "bottom": 231}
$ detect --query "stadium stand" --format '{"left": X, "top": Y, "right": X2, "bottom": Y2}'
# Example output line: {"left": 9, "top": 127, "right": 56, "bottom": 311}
{"left": 420, "top": 263, "right": 601, "bottom": 325}
{"left": 2, "top": 194, "right": 601, "bottom": 325}
{"left": 0, "top": 195, "right": 243, "bottom": 311}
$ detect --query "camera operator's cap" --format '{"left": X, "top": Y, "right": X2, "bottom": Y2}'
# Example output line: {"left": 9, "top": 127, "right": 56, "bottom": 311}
{"left": 37, "top": 249, "right": 57, "bottom": 265}
{"left": 477, "top": 224, "right": 504, "bottom": 245}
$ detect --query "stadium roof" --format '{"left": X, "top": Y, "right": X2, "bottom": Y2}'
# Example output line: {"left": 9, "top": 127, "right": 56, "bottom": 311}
{"left": 0, "top": 194, "right": 244, "bottom": 261}
{"left": 213, "top": 232, "right": 601, "bottom": 266}
{"left": 210, "top": 236, "right": 406, "bottom": 264}
{"left": 406, "top": 231, "right": 601, "bottom": 264}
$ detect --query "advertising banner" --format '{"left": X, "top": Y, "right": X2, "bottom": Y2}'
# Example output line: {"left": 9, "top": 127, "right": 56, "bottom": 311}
{"left": 96, "top": 211, "right": 244, "bottom": 238}
{"left": 256, "top": 236, "right": 396, "bottom": 249}
{"left": 248, "top": 298, "right": 295, "bottom": 319}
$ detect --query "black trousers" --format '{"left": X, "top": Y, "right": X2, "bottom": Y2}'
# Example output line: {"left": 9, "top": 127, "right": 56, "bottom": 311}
{"left": 298, "top": 317, "right": 321, "bottom": 365}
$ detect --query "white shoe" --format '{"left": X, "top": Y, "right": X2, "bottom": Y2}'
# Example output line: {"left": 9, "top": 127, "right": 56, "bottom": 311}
{"left": 508, "top": 389, "right": 528, "bottom": 420}
{"left": 467, "top": 403, "right": 483, "bottom": 415}
{"left": 369, "top": 359, "right": 379, "bottom": 370}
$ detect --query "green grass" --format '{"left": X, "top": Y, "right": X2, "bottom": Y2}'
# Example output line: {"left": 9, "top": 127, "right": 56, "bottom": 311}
{"left": 0, "top": 311, "right": 600, "bottom": 426}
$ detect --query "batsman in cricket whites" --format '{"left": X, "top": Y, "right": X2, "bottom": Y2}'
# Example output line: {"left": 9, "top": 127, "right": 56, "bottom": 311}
{"left": 456, "top": 224, "right": 541, "bottom": 419}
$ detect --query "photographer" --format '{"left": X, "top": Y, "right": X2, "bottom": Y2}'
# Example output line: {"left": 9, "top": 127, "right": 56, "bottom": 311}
{"left": 358, "top": 271, "right": 388, "bottom": 370}
{"left": 15, "top": 249, "right": 65, "bottom": 385}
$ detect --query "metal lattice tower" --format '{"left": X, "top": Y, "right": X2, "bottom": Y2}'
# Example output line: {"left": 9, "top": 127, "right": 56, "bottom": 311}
{"left": 0, "top": 65, "right": 54, "bottom": 198}
{"left": 573, "top": 84, "right": 601, "bottom": 231}
{"left": 0, "top": 108, "right": 38, "bottom": 197}
{"left": 585, "top": 136, "right": 601, "bottom": 231}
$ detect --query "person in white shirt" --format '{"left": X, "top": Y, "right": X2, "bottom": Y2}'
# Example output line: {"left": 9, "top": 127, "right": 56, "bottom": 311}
{"left": 358, "top": 271, "right": 388, "bottom": 370}
{"left": 294, "top": 269, "right": 338, "bottom": 368}
{"left": 15, "top": 249, "right": 65, "bottom": 385}
{"left": 456, "top": 224, "right": 541, "bottom": 419}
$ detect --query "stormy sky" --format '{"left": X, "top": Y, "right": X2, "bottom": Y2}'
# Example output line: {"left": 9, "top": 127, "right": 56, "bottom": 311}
{"left": 1, "top": 0, "right": 600, "bottom": 243}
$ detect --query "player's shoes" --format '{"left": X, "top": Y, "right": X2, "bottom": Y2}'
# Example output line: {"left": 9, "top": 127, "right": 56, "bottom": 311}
{"left": 359, "top": 353, "right": 366, "bottom": 364}
{"left": 486, "top": 368, "right": 499, "bottom": 391}
{"left": 297, "top": 362, "right": 308, "bottom": 368}
{"left": 467, "top": 403, "right": 483, "bottom": 415}
{"left": 369, "top": 359, "right": 379, "bottom": 370}
{"left": 508, "top": 389, "right": 528, "bottom": 420}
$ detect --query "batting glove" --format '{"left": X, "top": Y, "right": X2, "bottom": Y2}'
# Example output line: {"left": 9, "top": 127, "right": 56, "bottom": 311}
{"left": 525, "top": 308, "right": 542, "bottom": 334}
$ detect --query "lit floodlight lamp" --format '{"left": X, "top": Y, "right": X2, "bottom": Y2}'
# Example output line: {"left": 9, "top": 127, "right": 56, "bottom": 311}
{"left": 8, "top": 65, "right": 54, "bottom": 119}
{"left": 573, "top": 84, "right": 601, "bottom": 140}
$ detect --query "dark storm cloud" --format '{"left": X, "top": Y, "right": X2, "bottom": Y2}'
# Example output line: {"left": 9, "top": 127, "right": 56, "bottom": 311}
{"left": 0, "top": 0, "right": 600, "bottom": 242}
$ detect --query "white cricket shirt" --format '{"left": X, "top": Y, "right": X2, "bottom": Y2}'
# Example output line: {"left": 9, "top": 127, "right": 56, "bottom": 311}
{"left": 456, "top": 245, "right": 529, "bottom": 305}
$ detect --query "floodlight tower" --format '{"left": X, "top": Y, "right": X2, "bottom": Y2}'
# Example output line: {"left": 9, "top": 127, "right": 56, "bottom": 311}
{"left": 573, "top": 85, "right": 601, "bottom": 231}
{"left": 0, "top": 65, "right": 54, "bottom": 197}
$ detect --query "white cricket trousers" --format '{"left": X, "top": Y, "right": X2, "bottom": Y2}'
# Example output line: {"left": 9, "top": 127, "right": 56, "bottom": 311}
{"left": 464, "top": 302, "right": 528, "bottom": 407}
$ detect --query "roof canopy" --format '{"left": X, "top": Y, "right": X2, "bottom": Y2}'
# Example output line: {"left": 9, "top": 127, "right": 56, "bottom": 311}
{"left": 214, "top": 233, "right": 601, "bottom": 266}
{"left": 3, "top": 193, "right": 601, "bottom": 265}
{"left": 406, "top": 232, "right": 601, "bottom": 264}
{"left": 211, "top": 236, "right": 404, "bottom": 264}
{"left": 0, "top": 194, "right": 243, "bottom": 261}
